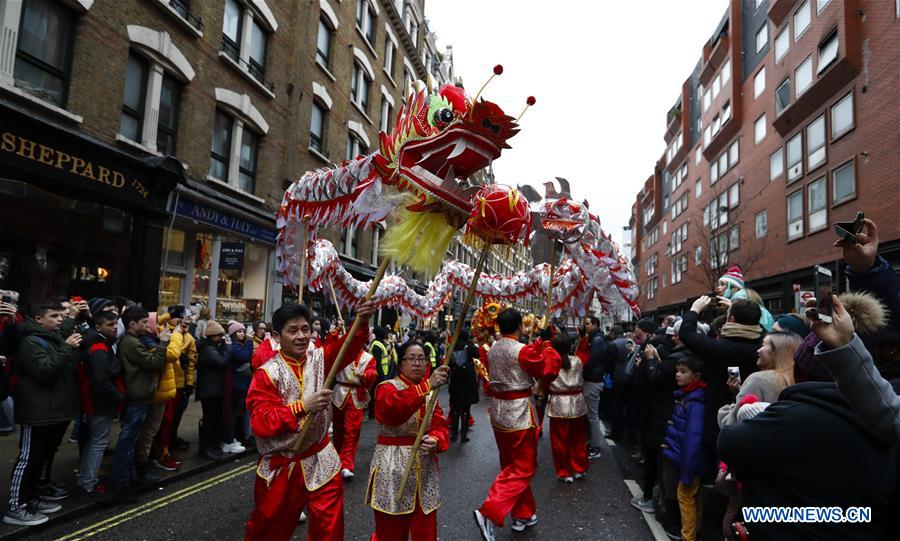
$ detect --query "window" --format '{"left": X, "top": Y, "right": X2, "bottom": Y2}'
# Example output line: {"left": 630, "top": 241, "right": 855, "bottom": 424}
{"left": 719, "top": 193, "right": 730, "bottom": 226}
{"left": 729, "top": 183, "right": 740, "bottom": 208}
{"left": 722, "top": 59, "right": 731, "bottom": 84}
{"left": 371, "top": 225, "right": 381, "bottom": 266}
{"left": 818, "top": 31, "right": 839, "bottom": 74}
{"left": 753, "top": 67, "right": 766, "bottom": 99}
{"left": 703, "top": 205, "right": 710, "bottom": 227}
{"left": 695, "top": 246, "right": 703, "bottom": 266}
{"left": 712, "top": 115, "right": 721, "bottom": 135}
{"left": 695, "top": 179, "right": 702, "bottom": 198}
{"left": 703, "top": 89, "right": 711, "bottom": 112}
{"left": 807, "top": 177, "right": 827, "bottom": 231}
{"left": 712, "top": 74, "right": 721, "bottom": 100}
{"left": 310, "top": 101, "right": 326, "bottom": 152}
{"left": 379, "top": 96, "right": 393, "bottom": 132}
{"left": 351, "top": 63, "right": 371, "bottom": 112}
{"left": 787, "top": 190, "right": 804, "bottom": 239}
{"left": 728, "top": 140, "right": 739, "bottom": 167}
{"left": 718, "top": 153, "right": 728, "bottom": 176}
{"left": 775, "top": 26, "right": 790, "bottom": 62}
{"left": 238, "top": 129, "right": 259, "bottom": 193}
{"left": 832, "top": 161, "right": 856, "bottom": 204}
{"left": 786, "top": 132, "right": 803, "bottom": 182}
{"left": 694, "top": 146, "right": 702, "bottom": 165}
{"left": 119, "top": 51, "right": 183, "bottom": 155}
{"left": 384, "top": 38, "right": 396, "bottom": 77}
{"left": 340, "top": 226, "right": 359, "bottom": 258}
{"left": 755, "top": 210, "right": 768, "bottom": 238}
{"left": 718, "top": 233, "right": 729, "bottom": 267}
{"left": 775, "top": 79, "right": 791, "bottom": 114}
{"left": 770, "top": 148, "right": 784, "bottom": 180}
{"left": 794, "top": 0, "right": 811, "bottom": 41}
{"left": 316, "top": 17, "right": 332, "bottom": 67}
{"left": 12, "top": 0, "right": 77, "bottom": 106}
{"left": 807, "top": 115, "right": 826, "bottom": 170}
{"left": 754, "top": 114, "right": 767, "bottom": 144}
{"left": 817, "top": 0, "right": 831, "bottom": 14}
{"left": 157, "top": 76, "right": 180, "bottom": 155}
{"left": 403, "top": 4, "right": 418, "bottom": 44}
{"left": 831, "top": 92, "right": 854, "bottom": 139}
{"left": 703, "top": 125, "right": 711, "bottom": 147}
{"left": 795, "top": 56, "right": 813, "bottom": 96}
{"left": 756, "top": 23, "right": 768, "bottom": 53}
{"left": 356, "top": 0, "right": 376, "bottom": 44}
{"left": 222, "top": 0, "right": 270, "bottom": 83}
{"left": 729, "top": 225, "right": 740, "bottom": 251}
{"left": 711, "top": 161, "right": 719, "bottom": 183}
{"left": 209, "top": 110, "right": 233, "bottom": 181}
{"left": 119, "top": 54, "right": 148, "bottom": 142}
{"left": 722, "top": 101, "right": 732, "bottom": 123}
{"left": 346, "top": 132, "right": 368, "bottom": 161}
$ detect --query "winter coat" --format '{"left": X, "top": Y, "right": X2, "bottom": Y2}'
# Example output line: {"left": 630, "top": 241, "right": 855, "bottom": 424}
{"left": 718, "top": 381, "right": 896, "bottom": 540}
{"left": 846, "top": 255, "right": 900, "bottom": 332}
{"left": 119, "top": 332, "right": 167, "bottom": 403}
{"left": 583, "top": 330, "right": 613, "bottom": 383}
{"left": 718, "top": 370, "right": 791, "bottom": 428}
{"left": 728, "top": 288, "right": 776, "bottom": 331}
{"left": 448, "top": 342, "right": 480, "bottom": 408}
{"left": 12, "top": 320, "right": 80, "bottom": 425}
{"left": 641, "top": 344, "right": 682, "bottom": 447}
{"left": 80, "top": 329, "right": 124, "bottom": 416}
{"left": 662, "top": 381, "right": 708, "bottom": 485}
{"left": 197, "top": 339, "right": 232, "bottom": 400}
{"left": 167, "top": 330, "right": 197, "bottom": 389}
{"left": 230, "top": 338, "right": 254, "bottom": 393}
{"left": 678, "top": 310, "right": 762, "bottom": 445}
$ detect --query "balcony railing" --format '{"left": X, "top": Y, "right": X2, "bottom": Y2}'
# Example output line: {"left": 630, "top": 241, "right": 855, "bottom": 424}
{"left": 220, "top": 37, "right": 275, "bottom": 94}
{"left": 170, "top": 0, "right": 203, "bottom": 31}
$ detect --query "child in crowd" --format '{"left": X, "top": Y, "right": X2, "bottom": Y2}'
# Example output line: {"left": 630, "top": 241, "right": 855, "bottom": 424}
{"left": 661, "top": 354, "right": 708, "bottom": 541}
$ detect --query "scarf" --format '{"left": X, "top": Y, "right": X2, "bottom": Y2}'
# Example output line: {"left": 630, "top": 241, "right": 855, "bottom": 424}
{"left": 680, "top": 379, "right": 708, "bottom": 393}
{"left": 721, "top": 322, "right": 762, "bottom": 341}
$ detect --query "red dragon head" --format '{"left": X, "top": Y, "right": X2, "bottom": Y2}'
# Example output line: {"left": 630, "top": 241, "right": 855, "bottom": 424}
{"left": 375, "top": 84, "right": 519, "bottom": 219}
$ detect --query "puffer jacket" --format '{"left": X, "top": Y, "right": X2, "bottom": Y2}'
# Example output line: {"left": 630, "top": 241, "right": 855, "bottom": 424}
{"left": 12, "top": 320, "right": 80, "bottom": 425}
{"left": 662, "top": 380, "right": 708, "bottom": 484}
{"left": 197, "top": 338, "right": 232, "bottom": 400}
{"left": 172, "top": 330, "right": 197, "bottom": 389}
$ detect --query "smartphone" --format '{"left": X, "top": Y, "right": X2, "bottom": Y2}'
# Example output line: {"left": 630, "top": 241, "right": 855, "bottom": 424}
{"left": 815, "top": 265, "right": 834, "bottom": 323}
{"left": 834, "top": 211, "right": 864, "bottom": 243}
{"left": 727, "top": 366, "right": 741, "bottom": 383}
{"left": 70, "top": 296, "right": 83, "bottom": 303}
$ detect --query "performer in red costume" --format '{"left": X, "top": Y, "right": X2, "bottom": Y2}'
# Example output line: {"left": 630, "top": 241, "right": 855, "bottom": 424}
{"left": 367, "top": 341, "right": 450, "bottom": 541}
{"left": 546, "top": 332, "right": 588, "bottom": 482}
{"left": 473, "top": 308, "right": 562, "bottom": 541}
{"left": 244, "top": 301, "right": 375, "bottom": 541}
{"left": 332, "top": 346, "right": 377, "bottom": 480}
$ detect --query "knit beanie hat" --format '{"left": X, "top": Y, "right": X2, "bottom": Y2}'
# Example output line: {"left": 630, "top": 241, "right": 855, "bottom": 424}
{"left": 227, "top": 320, "right": 245, "bottom": 336}
{"left": 718, "top": 266, "right": 746, "bottom": 291}
{"left": 636, "top": 319, "right": 656, "bottom": 334}
{"left": 148, "top": 312, "right": 158, "bottom": 336}
{"left": 168, "top": 304, "right": 187, "bottom": 319}
{"left": 88, "top": 297, "right": 115, "bottom": 316}
{"left": 775, "top": 313, "right": 810, "bottom": 337}
{"left": 205, "top": 320, "right": 225, "bottom": 337}
{"left": 737, "top": 401, "right": 771, "bottom": 422}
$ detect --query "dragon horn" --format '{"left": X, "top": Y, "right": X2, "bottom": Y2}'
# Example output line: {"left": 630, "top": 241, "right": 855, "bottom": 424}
{"left": 554, "top": 177, "right": 571, "bottom": 198}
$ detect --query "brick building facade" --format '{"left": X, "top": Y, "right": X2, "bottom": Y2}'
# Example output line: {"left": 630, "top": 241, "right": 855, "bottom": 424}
{"left": 630, "top": 0, "right": 900, "bottom": 318}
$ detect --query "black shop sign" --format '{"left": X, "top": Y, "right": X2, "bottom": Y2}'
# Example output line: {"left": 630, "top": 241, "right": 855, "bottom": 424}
{"left": 220, "top": 242, "right": 245, "bottom": 270}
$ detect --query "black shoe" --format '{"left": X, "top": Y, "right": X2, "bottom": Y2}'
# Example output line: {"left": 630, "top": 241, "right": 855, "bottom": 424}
{"left": 200, "top": 448, "right": 224, "bottom": 460}
{"left": 38, "top": 484, "right": 69, "bottom": 502}
{"left": 136, "top": 464, "right": 162, "bottom": 484}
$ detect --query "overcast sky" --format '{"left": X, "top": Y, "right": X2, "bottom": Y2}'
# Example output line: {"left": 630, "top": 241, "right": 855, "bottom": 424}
{"left": 424, "top": 0, "right": 729, "bottom": 245}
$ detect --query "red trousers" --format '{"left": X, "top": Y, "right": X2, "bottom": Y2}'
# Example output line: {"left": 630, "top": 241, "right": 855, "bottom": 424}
{"left": 245, "top": 467, "right": 344, "bottom": 541}
{"left": 333, "top": 403, "right": 364, "bottom": 472}
{"left": 370, "top": 501, "right": 437, "bottom": 541}
{"left": 158, "top": 390, "right": 179, "bottom": 454}
{"left": 479, "top": 427, "right": 538, "bottom": 527}
{"left": 549, "top": 416, "right": 588, "bottom": 478}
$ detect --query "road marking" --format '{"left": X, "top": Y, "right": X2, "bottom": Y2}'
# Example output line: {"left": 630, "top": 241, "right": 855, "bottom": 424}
{"left": 54, "top": 463, "right": 255, "bottom": 541}
{"left": 624, "top": 479, "right": 670, "bottom": 541}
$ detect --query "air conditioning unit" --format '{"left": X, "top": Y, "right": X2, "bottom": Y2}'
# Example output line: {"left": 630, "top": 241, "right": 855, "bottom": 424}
{"left": 788, "top": 163, "right": 803, "bottom": 180}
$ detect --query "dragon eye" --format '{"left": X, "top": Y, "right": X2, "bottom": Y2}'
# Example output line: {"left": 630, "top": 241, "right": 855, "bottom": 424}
{"left": 437, "top": 108, "right": 454, "bottom": 123}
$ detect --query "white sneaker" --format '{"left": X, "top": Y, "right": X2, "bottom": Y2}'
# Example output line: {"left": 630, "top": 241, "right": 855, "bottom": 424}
{"left": 341, "top": 469, "right": 354, "bottom": 480}
{"left": 574, "top": 472, "right": 585, "bottom": 480}
{"left": 510, "top": 514, "right": 538, "bottom": 532}
{"left": 221, "top": 442, "right": 246, "bottom": 453}
{"left": 473, "top": 510, "right": 495, "bottom": 541}
{"left": 298, "top": 511, "right": 307, "bottom": 523}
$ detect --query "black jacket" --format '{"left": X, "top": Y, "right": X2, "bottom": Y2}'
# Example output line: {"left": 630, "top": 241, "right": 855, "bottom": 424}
{"left": 81, "top": 329, "right": 123, "bottom": 416}
{"left": 640, "top": 344, "right": 683, "bottom": 446}
{"left": 718, "top": 382, "right": 896, "bottom": 541}
{"left": 449, "top": 342, "right": 480, "bottom": 408}
{"left": 584, "top": 330, "right": 612, "bottom": 383}
{"left": 197, "top": 339, "right": 233, "bottom": 400}
{"left": 678, "top": 310, "right": 762, "bottom": 444}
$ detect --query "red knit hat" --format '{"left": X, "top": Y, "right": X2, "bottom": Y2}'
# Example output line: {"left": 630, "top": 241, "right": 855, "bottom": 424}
{"left": 719, "top": 266, "right": 745, "bottom": 290}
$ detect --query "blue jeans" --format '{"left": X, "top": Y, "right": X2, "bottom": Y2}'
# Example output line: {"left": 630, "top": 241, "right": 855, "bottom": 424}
{"left": 112, "top": 403, "right": 148, "bottom": 491}
{"left": 78, "top": 414, "right": 111, "bottom": 492}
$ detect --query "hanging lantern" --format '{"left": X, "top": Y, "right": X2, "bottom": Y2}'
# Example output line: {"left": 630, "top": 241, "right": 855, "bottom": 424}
{"left": 465, "top": 184, "right": 531, "bottom": 246}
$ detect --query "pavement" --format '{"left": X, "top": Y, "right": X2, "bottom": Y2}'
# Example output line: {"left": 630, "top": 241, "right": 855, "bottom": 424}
{"left": 1, "top": 394, "right": 668, "bottom": 541}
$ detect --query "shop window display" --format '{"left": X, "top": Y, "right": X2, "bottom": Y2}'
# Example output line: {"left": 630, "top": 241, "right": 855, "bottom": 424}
{"left": 192, "top": 234, "right": 267, "bottom": 322}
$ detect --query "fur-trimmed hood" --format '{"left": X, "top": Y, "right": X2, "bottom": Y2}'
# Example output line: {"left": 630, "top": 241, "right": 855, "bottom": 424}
{"left": 838, "top": 291, "right": 887, "bottom": 336}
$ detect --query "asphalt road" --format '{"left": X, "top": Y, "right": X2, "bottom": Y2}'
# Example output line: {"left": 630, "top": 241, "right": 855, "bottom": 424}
{"left": 29, "top": 398, "right": 656, "bottom": 541}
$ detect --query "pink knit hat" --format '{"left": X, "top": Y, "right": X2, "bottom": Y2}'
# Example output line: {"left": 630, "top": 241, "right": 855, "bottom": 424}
{"left": 227, "top": 320, "right": 245, "bottom": 336}
{"left": 719, "top": 265, "right": 745, "bottom": 290}
{"left": 148, "top": 312, "right": 158, "bottom": 335}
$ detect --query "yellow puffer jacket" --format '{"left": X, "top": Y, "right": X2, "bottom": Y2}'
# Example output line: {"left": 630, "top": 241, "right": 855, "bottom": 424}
{"left": 152, "top": 317, "right": 177, "bottom": 403}
{"left": 169, "top": 331, "right": 197, "bottom": 389}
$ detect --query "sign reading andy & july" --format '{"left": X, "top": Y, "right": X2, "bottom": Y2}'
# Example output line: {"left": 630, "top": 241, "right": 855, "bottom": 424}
{"left": 169, "top": 197, "right": 277, "bottom": 246}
